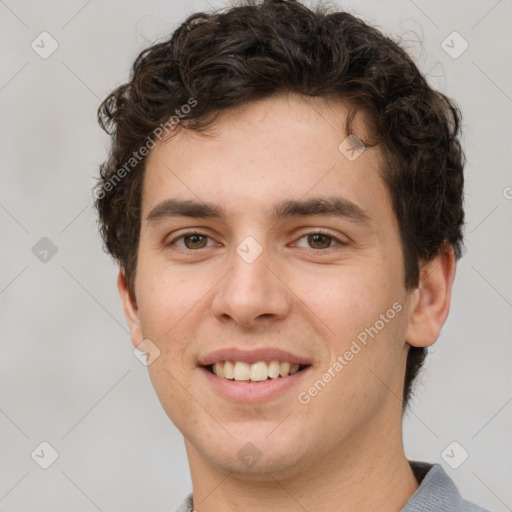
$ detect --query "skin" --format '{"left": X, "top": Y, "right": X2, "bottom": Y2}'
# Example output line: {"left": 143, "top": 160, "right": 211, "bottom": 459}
{"left": 118, "top": 92, "right": 456, "bottom": 512}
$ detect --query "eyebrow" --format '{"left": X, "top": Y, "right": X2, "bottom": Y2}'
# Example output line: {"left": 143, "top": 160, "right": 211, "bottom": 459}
{"left": 146, "top": 197, "right": 372, "bottom": 225}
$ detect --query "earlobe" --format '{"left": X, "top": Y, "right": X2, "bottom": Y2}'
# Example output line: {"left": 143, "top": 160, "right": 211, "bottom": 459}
{"left": 117, "top": 269, "right": 143, "bottom": 349}
{"left": 405, "top": 245, "right": 456, "bottom": 348}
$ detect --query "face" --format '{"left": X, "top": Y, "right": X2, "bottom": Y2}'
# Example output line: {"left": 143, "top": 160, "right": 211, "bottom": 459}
{"left": 121, "top": 93, "right": 418, "bottom": 478}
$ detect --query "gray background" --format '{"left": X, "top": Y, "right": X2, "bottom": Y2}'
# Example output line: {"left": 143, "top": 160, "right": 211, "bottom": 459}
{"left": 1, "top": 0, "right": 511, "bottom": 510}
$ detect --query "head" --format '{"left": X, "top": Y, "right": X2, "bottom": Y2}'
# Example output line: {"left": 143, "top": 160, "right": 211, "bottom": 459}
{"left": 95, "top": 0, "right": 464, "bottom": 476}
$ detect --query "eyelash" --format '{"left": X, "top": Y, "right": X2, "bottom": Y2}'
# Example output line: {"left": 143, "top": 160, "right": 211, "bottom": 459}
{"left": 167, "top": 229, "right": 347, "bottom": 251}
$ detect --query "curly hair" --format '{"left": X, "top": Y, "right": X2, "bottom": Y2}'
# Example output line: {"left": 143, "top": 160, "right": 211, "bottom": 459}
{"left": 94, "top": 0, "right": 465, "bottom": 410}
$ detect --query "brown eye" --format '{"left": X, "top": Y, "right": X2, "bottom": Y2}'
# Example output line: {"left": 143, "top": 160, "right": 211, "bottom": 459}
{"left": 294, "top": 230, "right": 347, "bottom": 251}
{"left": 307, "top": 233, "right": 333, "bottom": 249}
{"left": 183, "top": 234, "right": 209, "bottom": 249}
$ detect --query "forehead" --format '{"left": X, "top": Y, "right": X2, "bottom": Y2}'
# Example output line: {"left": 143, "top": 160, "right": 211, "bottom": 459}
{"left": 141, "top": 93, "right": 392, "bottom": 225}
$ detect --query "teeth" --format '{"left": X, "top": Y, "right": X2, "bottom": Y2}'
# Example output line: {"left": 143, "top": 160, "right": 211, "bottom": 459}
{"left": 268, "top": 360, "right": 280, "bottom": 379}
{"left": 223, "top": 361, "right": 234, "bottom": 379}
{"left": 250, "top": 361, "right": 268, "bottom": 381}
{"left": 213, "top": 362, "right": 224, "bottom": 378}
{"left": 279, "top": 362, "right": 290, "bottom": 376}
{"left": 290, "top": 363, "right": 300, "bottom": 374}
{"left": 211, "top": 360, "right": 305, "bottom": 381}
{"left": 233, "top": 362, "right": 250, "bottom": 381}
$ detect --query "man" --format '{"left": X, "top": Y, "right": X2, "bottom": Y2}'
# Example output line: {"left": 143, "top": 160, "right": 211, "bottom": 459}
{"left": 94, "top": 0, "right": 489, "bottom": 510}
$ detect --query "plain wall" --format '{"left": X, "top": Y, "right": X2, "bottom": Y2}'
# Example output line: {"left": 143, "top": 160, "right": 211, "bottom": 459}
{"left": 1, "top": 0, "right": 511, "bottom": 510}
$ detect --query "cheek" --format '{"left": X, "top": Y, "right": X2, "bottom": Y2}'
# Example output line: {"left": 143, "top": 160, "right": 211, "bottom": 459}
{"left": 288, "top": 256, "right": 407, "bottom": 383}
{"left": 290, "top": 260, "right": 402, "bottom": 330}
{"left": 135, "top": 257, "right": 203, "bottom": 336}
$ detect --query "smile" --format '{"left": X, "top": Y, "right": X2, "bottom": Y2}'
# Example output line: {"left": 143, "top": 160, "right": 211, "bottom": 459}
{"left": 208, "top": 360, "right": 308, "bottom": 382}
{"left": 198, "top": 347, "right": 312, "bottom": 401}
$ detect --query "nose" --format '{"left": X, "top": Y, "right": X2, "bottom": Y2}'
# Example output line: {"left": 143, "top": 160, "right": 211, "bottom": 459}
{"left": 211, "top": 241, "right": 291, "bottom": 330}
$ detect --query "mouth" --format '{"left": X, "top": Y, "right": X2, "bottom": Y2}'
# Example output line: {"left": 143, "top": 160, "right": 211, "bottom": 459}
{"left": 197, "top": 348, "right": 313, "bottom": 402}
{"left": 204, "top": 360, "right": 311, "bottom": 382}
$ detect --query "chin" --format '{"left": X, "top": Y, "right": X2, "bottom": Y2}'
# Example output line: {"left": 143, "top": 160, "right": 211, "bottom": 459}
{"left": 195, "top": 435, "right": 312, "bottom": 480}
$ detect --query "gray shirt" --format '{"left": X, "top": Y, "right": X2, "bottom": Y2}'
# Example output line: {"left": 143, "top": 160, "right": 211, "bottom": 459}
{"left": 174, "top": 461, "right": 490, "bottom": 511}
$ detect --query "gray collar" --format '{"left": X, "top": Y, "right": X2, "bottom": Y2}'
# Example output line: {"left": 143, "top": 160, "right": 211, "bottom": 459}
{"left": 403, "top": 461, "right": 489, "bottom": 511}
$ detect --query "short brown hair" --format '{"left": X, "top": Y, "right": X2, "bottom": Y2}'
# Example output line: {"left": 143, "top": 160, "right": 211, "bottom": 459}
{"left": 94, "top": 0, "right": 465, "bottom": 409}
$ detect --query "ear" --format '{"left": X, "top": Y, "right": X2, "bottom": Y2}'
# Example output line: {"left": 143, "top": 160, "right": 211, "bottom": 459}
{"left": 405, "top": 245, "right": 456, "bottom": 348}
{"left": 117, "top": 269, "right": 143, "bottom": 349}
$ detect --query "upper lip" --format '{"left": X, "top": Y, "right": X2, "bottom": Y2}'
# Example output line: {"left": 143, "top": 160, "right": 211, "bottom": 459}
{"left": 198, "top": 348, "right": 312, "bottom": 366}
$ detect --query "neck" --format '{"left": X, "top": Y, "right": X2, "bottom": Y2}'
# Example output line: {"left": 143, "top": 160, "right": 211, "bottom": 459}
{"left": 185, "top": 406, "right": 419, "bottom": 512}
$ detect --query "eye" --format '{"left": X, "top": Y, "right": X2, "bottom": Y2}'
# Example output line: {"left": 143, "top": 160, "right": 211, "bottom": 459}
{"left": 294, "top": 230, "right": 346, "bottom": 250}
{"left": 169, "top": 232, "right": 215, "bottom": 250}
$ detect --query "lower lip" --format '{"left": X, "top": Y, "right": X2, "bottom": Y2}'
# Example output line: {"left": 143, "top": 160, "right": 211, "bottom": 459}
{"left": 199, "top": 366, "right": 312, "bottom": 403}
